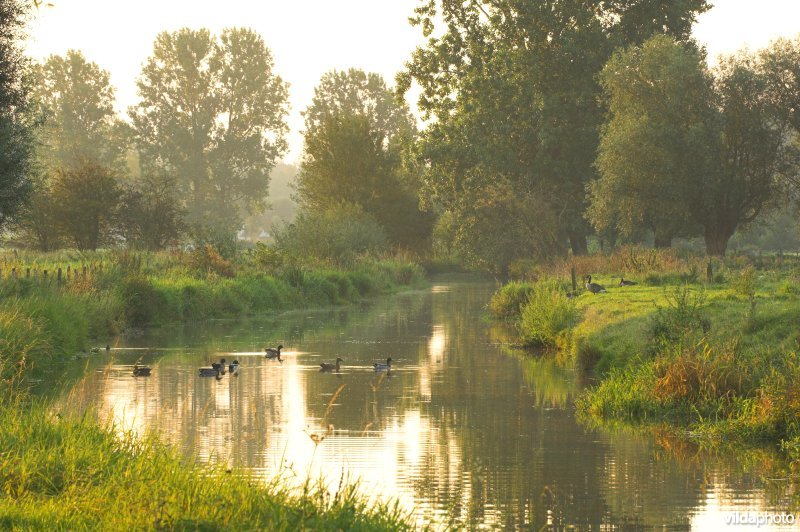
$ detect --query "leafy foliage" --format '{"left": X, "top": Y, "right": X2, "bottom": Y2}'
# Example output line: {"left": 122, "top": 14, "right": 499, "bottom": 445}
{"left": 131, "top": 27, "right": 289, "bottom": 242}
{"left": 297, "top": 69, "right": 432, "bottom": 250}
{"left": 519, "top": 281, "right": 581, "bottom": 348}
{"left": 400, "top": 0, "right": 711, "bottom": 264}
{"left": 49, "top": 158, "right": 121, "bottom": 250}
{"left": 274, "top": 203, "right": 387, "bottom": 266}
{"left": 0, "top": 0, "right": 35, "bottom": 234}
{"left": 590, "top": 36, "right": 711, "bottom": 247}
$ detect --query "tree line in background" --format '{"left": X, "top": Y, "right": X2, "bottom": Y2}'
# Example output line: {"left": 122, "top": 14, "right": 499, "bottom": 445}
{"left": 1, "top": 0, "right": 800, "bottom": 273}
{"left": 399, "top": 0, "right": 800, "bottom": 273}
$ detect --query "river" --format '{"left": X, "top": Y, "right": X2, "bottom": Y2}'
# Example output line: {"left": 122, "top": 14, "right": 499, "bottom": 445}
{"left": 61, "top": 277, "right": 798, "bottom": 529}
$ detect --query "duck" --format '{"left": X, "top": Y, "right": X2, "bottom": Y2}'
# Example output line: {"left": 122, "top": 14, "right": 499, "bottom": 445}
{"left": 228, "top": 360, "right": 240, "bottom": 374}
{"left": 619, "top": 277, "right": 637, "bottom": 286}
{"left": 132, "top": 365, "right": 151, "bottom": 377}
{"left": 211, "top": 358, "right": 227, "bottom": 375}
{"left": 373, "top": 357, "right": 392, "bottom": 372}
{"left": 265, "top": 345, "right": 283, "bottom": 361}
{"left": 198, "top": 367, "right": 220, "bottom": 377}
{"left": 585, "top": 275, "right": 607, "bottom": 294}
{"left": 320, "top": 357, "right": 343, "bottom": 372}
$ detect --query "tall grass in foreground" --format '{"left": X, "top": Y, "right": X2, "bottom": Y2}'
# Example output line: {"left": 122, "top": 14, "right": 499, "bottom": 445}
{"left": 0, "top": 396, "right": 413, "bottom": 530}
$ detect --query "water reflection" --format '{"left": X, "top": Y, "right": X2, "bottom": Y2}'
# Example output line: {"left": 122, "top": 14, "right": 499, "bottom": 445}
{"left": 61, "top": 279, "right": 798, "bottom": 529}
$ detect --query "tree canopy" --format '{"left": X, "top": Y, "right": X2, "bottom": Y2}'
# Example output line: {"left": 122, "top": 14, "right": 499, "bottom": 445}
{"left": 31, "top": 49, "right": 128, "bottom": 172}
{"left": 297, "top": 69, "right": 432, "bottom": 250}
{"left": 399, "top": 0, "right": 711, "bottom": 266}
{"left": 589, "top": 35, "right": 712, "bottom": 248}
{"left": 130, "top": 27, "right": 289, "bottom": 244}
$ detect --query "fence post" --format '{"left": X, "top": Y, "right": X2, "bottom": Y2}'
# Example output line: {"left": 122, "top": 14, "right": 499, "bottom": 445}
{"left": 570, "top": 265, "right": 577, "bottom": 293}
{"left": 706, "top": 261, "right": 713, "bottom": 284}
{"left": 12, "top": 267, "right": 16, "bottom": 280}
{"left": 26, "top": 267, "right": 30, "bottom": 279}
{"left": 57, "top": 267, "right": 62, "bottom": 283}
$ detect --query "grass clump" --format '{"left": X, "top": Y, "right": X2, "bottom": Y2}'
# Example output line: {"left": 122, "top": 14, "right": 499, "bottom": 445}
{"left": 518, "top": 282, "right": 581, "bottom": 348}
{"left": 487, "top": 281, "right": 535, "bottom": 320}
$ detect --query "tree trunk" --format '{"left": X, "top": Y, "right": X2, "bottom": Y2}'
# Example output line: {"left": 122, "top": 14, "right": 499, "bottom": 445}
{"left": 704, "top": 225, "right": 734, "bottom": 256}
{"left": 569, "top": 231, "right": 588, "bottom": 255}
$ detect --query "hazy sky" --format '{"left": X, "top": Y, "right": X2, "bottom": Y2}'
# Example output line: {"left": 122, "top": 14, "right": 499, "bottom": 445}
{"left": 24, "top": 0, "right": 800, "bottom": 164}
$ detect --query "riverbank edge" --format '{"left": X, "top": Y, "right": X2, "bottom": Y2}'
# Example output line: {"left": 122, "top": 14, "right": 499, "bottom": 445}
{"left": 488, "top": 267, "right": 800, "bottom": 456}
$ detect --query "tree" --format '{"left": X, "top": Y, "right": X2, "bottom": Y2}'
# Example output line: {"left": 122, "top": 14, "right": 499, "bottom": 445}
{"left": 31, "top": 50, "right": 128, "bottom": 172}
{"left": 399, "top": 0, "right": 710, "bottom": 263}
{"left": 297, "top": 69, "right": 433, "bottom": 250}
{"left": 117, "top": 173, "right": 185, "bottom": 250}
{"left": 691, "top": 55, "right": 785, "bottom": 255}
{"left": 0, "top": 0, "right": 35, "bottom": 234}
{"left": 131, "top": 27, "right": 289, "bottom": 244}
{"left": 758, "top": 36, "right": 800, "bottom": 205}
{"left": 590, "top": 36, "right": 788, "bottom": 256}
{"left": 50, "top": 158, "right": 120, "bottom": 250}
{"left": 589, "top": 36, "right": 712, "bottom": 247}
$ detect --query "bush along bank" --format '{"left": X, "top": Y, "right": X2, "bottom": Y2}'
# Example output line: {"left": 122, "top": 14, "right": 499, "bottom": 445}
{"left": 487, "top": 247, "right": 800, "bottom": 452}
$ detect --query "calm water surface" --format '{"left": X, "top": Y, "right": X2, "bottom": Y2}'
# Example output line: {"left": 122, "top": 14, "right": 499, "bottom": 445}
{"left": 63, "top": 278, "right": 798, "bottom": 529}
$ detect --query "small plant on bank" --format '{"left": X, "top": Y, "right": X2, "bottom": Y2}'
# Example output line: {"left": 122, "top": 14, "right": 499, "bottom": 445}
{"left": 518, "top": 281, "right": 582, "bottom": 348}
{"left": 648, "top": 285, "right": 711, "bottom": 354}
{"left": 733, "top": 265, "right": 757, "bottom": 298}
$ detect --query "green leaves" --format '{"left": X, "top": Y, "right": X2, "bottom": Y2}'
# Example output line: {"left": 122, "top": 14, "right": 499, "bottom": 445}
{"left": 130, "top": 28, "right": 289, "bottom": 242}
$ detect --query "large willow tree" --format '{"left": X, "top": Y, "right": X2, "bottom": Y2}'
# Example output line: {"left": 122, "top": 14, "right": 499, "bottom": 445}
{"left": 131, "top": 27, "right": 289, "bottom": 246}
{"left": 399, "top": 0, "right": 710, "bottom": 269}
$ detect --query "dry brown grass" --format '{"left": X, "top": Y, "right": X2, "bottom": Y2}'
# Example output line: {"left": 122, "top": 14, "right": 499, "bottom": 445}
{"left": 652, "top": 341, "right": 746, "bottom": 403}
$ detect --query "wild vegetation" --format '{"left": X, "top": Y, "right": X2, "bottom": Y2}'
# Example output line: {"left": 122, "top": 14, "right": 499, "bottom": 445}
{"left": 488, "top": 246, "right": 800, "bottom": 454}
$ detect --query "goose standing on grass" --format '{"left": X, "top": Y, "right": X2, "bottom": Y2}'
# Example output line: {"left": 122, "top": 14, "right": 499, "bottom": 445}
{"left": 265, "top": 345, "right": 283, "bottom": 362}
{"left": 619, "top": 277, "right": 637, "bottom": 286}
{"left": 585, "top": 275, "right": 607, "bottom": 294}
{"left": 320, "top": 357, "right": 343, "bottom": 372}
{"left": 374, "top": 357, "right": 392, "bottom": 372}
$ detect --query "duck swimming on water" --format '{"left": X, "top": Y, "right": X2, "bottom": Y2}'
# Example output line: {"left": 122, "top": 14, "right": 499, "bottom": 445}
{"left": 320, "top": 358, "right": 343, "bottom": 372}
{"left": 265, "top": 345, "right": 283, "bottom": 362}
{"left": 373, "top": 357, "right": 392, "bottom": 372}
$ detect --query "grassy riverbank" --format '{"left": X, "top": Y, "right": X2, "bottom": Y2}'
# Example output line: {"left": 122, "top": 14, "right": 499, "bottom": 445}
{"left": 0, "top": 248, "right": 424, "bottom": 390}
{"left": 0, "top": 248, "right": 422, "bottom": 530}
{"left": 489, "top": 247, "right": 800, "bottom": 453}
{"left": 0, "top": 395, "right": 411, "bottom": 530}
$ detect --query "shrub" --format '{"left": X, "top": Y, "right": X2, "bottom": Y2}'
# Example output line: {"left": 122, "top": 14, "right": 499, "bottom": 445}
{"left": 648, "top": 285, "right": 710, "bottom": 353}
{"left": 118, "top": 276, "right": 167, "bottom": 327}
{"left": 652, "top": 341, "right": 746, "bottom": 404}
{"left": 518, "top": 282, "right": 581, "bottom": 348}
{"left": 191, "top": 245, "right": 235, "bottom": 278}
{"left": 488, "top": 282, "right": 535, "bottom": 320}
{"left": 274, "top": 203, "right": 387, "bottom": 266}
{"left": 733, "top": 265, "right": 757, "bottom": 297}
